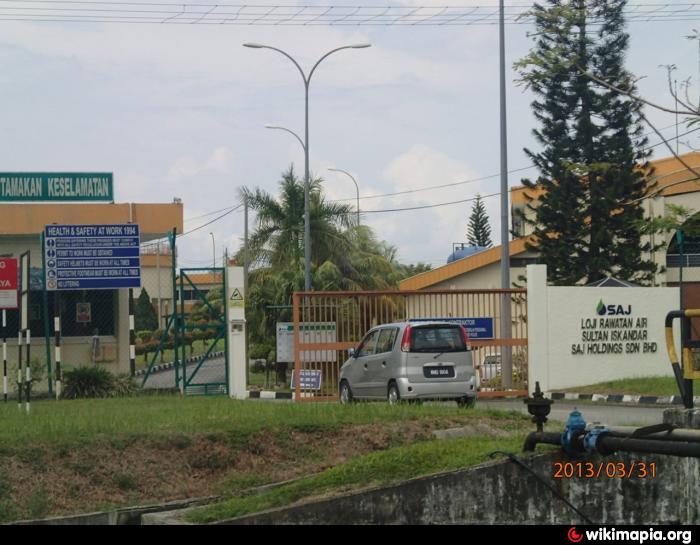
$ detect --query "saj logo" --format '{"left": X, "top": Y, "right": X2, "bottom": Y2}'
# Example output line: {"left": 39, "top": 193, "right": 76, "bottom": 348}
{"left": 596, "top": 299, "right": 632, "bottom": 316}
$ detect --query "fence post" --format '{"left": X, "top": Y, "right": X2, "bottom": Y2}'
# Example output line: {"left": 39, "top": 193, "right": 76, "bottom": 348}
{"left": 293, "top": 292, "right": 300, "bottom": 402}
{"left": 129, "top": 288, "right": 136, "bottom": 377}
{"left": 17, "top": 330, "right": 22, "bottom": 410}
{"left": 54, "top": 293, "right": 62, "bottom": 399}
{"left": 25, "top": 328, "right": 31, "bottom": 414}
{"left": 169, "top": 228, "right": 182, "bottom": 393}
{"left": 41, "top": 232, "right": 53, "bottom": 395}
{"left": 2, "top": 310, "right": 6, "bottom": 402}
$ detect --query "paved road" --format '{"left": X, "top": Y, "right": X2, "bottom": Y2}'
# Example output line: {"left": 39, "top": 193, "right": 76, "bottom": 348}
{"left": 479, "top": 399, "right": 668, "bottom": 427}
{"left": 141, "top": 356, "right": 226, "bottom": 389}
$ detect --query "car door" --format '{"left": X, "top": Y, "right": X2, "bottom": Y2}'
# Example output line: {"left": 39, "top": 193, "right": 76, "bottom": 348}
{"left": 350, "top": 329, "right": 380, "bottom": 398}
{"left": 368, "top": 327, "right": 400, "bottom": 398}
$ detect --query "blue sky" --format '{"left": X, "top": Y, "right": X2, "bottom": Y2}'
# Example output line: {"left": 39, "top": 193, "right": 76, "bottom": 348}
{"left": 0, "top": 1, "right": 697, "bottom": 268}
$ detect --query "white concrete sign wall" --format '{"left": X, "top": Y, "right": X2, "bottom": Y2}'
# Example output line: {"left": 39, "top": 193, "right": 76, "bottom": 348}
{"left": 527, "top": 265, "right": 681, "bottom": 393}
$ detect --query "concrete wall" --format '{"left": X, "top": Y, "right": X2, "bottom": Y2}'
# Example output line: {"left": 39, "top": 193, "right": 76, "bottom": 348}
{"left": 217, "top": 451, "right": 699, "bottom": 525}
{"left": 527, "top": 265, "right": 680, "bottom": 393}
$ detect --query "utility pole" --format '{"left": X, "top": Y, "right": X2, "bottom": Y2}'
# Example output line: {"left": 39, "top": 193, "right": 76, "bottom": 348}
{"left": 499, "top": 0, "right": 513, "bottom": 388}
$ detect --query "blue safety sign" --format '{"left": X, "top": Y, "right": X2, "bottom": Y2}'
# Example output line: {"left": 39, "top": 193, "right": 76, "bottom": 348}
{"left": 409, "top": 317, "right": 494, "bottom": 340}
{"left": 44, "top": 224, "right": 141, "bottom": 291}
{"left": 290, "top": 369, "right": 322, "bottom": 390}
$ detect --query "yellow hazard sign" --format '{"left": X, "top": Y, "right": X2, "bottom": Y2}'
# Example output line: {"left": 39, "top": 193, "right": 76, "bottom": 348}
{"left": 229, "top": 287, "right": 244, "bottom": 308}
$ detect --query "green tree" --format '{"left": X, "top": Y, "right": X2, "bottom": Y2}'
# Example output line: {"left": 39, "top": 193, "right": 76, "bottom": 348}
{"left": 238, "top": 165, "right": 421, "bottom": 346}
{"left": 515, "top": 0, "right": 660, "bottom": 285}
{"left": 467, "top": 194, "right": 493, "bottom": 248}
{"left": 134, "top": 288, "right": 158, "bottom": 331}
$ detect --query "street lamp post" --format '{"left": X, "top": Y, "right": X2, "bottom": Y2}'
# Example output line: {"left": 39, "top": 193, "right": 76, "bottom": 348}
{"left": 328, "top": 167, "right": 360, "bottom": 226}
{"left": 209, "top": 232, "right": 215, "bottom": 269}
{"left": 243, "top": 42, "right": 371, "bottom": 291}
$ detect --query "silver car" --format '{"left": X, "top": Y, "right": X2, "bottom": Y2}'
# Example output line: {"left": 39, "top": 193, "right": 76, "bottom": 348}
{"left": 339, "top": 321, "right": 477, "bottom": 407}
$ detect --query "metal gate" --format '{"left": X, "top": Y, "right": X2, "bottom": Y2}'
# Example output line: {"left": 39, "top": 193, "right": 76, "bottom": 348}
{"left": 177, "top": 267, "right": 228, "bottom": 396}
{"left": 292, "top": 289, "right": 528, "bottom": 402}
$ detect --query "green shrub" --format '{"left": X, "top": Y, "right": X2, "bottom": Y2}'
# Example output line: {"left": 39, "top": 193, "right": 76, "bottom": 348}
{"left": 112, "top": 374, "right": 138, "bottom": 397}
{"left": 62, "top": 366, "right": 115, "bottom": 399}
{"left": 136, "top": 330, "right": 153, "bottom": 343}
{"left": 250, "top": 343, "right": 272, "bottom": 360}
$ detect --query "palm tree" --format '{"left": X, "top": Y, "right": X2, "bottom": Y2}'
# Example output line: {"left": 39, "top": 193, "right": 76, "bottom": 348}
{"left": 242, "top": 166, "right": 354, "bottom": 274}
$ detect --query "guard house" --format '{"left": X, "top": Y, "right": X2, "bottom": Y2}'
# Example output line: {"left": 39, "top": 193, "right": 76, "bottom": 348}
{"left": 0, "top": 173, "right": 183, "bottom": 375}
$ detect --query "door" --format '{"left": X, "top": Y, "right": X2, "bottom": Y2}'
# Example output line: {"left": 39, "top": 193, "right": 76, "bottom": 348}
{"left": 351, "top": 329, "right": 380, "bottom": 398}
{"left": 368, "top": 327, "right": 400, "bottom": 398}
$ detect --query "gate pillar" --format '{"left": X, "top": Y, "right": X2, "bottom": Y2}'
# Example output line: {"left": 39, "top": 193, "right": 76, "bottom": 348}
{"left": 226, "top": 265, "right": 247, "bottom": 399}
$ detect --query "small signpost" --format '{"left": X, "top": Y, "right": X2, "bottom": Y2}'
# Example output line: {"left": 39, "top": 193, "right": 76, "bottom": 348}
{"left": 290, "top": 369, "right": 322, "bottom": 391}
{"left": 0, "top": 258, "right": 18, "bottom": 403}
{"left": 276, "top": 322, "right": 337, "bottom": 363}
{"left": 44, "top": 224, "right": 141, "bottom": 291}
{"left": 409, "top": 317, "right": 495, "bottom": 340}
{"left": 44, "top": 224, "right": 141, "bottom": 395}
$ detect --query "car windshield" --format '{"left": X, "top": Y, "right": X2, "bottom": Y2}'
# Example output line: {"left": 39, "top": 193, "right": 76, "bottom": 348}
{"left": 410, "top": 325, "right": 466, "bottom": 353}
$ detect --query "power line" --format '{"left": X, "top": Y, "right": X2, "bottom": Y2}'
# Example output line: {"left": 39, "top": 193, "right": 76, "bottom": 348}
{"left": 361, "top": 189, "right": 503, "bottom": 214}
{"left": 0, "top": 2, "right": 697, "bottom": 26}
{"left": 179, "top": 203, "right": 243, "bottom": 238}
{"left": 330, "top": 124, "right": 699, "bottom": 203}
{"left": 185, "top": 203, "right": 243, "bottom": 223}
{"left": 329, "top": 165, "right": 536, "bottom": 203}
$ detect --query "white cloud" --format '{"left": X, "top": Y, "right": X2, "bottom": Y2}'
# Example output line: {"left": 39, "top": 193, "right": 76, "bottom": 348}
{"left": 166, "top": 146, "right": 234, "bottom": 182}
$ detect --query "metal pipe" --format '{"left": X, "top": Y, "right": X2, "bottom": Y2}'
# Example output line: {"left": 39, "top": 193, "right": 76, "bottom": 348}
{"left": 597, "top": 435, "right": 700, "bottom": 458}
{"left": 524, "top": 429, "right": 700, "bottom": 458}
{"left": 605, "top": 426, "right": 700, "bottom": 443}
{"left": 523, "top": 431, "right": 561, "bottom": 452}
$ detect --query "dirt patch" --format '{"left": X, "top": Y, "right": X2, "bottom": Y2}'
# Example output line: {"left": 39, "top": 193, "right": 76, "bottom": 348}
{"left": 0, "top": 415, "right": 526, "bottom": 522}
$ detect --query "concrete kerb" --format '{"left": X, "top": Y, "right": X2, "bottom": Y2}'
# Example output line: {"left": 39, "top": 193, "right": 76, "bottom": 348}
{"left": 134, "top": 351, "right": 225, "bottom": 377}
{"left": 549, "top": 392, "right": 700, "bottom": 406}
{"left": 9, "top": 496, "right": 219, "bottom": 526}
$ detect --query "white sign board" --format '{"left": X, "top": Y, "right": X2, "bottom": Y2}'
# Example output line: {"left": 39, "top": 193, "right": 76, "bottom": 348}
{"left": 276, "top": 322, "right": 337, "bottom": 363}
{"left": 527, "top": 265, "right": 680, "bottom": 393}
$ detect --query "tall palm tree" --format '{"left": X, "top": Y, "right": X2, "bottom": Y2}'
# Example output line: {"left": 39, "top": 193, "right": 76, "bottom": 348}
{"left": 242, "top": 165, "right": 354, "bottom": 274}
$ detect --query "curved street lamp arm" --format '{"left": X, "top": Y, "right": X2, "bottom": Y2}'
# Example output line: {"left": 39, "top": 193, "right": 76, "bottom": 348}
{"left": 308, "top": 45, "right": 362, "bottom": 84}
{"left": 256, "top": 45, "right": 308, "bottom": 85}
{"left": 328, "top": 167, "right": 359, "bottom": 193}
{"left": 266, "top": 125, "right": 306, "bottom": 153}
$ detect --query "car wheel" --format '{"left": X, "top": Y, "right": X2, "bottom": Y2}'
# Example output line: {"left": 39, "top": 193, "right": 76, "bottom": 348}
{"left": 339, "top": 381, "right": 354, "bottom": 405}
{"left": 457, "top": 396, "right": 476, "bottom": 409}
{"left": 387, "top": 382, "right": 401, "bottom": 405}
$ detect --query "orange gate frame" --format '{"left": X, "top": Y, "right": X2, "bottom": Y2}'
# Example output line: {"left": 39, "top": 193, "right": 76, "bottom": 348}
{"left": 292, "top": 289, "right": 528, "bottom": 402}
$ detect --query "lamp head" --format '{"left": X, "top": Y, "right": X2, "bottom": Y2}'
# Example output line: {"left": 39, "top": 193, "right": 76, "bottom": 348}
{"left": 243, "top": 43, "right": 265, "bottom": 49}
{"left": 351, "top": 43, "right": 371, "bottom": 49}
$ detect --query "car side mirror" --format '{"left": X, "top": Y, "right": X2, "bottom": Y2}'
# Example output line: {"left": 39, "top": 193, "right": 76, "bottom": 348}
{"left": 348, "top": 347, "right": 356, "bottom": 358}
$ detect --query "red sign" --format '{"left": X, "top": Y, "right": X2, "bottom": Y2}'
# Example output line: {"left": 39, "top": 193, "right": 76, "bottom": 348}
{"left": 0, "top": 258, "right": 18, "bottom": 309}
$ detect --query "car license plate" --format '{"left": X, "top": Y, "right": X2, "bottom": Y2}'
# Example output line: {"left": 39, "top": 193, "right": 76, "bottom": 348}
{"left": 423, "top": 366, "right": 455, "bottom": 378}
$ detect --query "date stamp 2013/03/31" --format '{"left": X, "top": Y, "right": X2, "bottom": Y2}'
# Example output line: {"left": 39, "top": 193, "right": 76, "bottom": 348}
{"left": 553, "top": 461, "right": 657, "bottom": 479}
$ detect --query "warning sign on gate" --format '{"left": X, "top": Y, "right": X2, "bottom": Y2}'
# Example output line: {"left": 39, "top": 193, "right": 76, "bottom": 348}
{"left": 229, "top": 287, "right": 244, "bottom": 308}
{"left": 0, "top": 258, "right": 18, "bottom": 309}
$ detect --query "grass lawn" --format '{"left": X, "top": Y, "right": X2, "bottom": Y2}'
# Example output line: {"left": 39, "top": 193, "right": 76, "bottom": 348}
{"left": 560, "top": 376, "right": 680, "bottom": 397}
{"left": 0, "top": 395, "right": 535, "bottom": 523}
{"left": 186, "top": 434, "right": 526, "bottom": 523}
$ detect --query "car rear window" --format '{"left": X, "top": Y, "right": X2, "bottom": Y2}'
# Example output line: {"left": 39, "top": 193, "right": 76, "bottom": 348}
{"left": 410, "top": 325, "right": 466, "bottom": 353}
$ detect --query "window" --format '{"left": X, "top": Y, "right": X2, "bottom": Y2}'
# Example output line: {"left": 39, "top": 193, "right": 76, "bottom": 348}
{"left": 410, "top": 326, "right": 466, "bottom": 353}
{"left": 376, "top": 328, "right": 399, "bottom": 354}
{"left": 357, "top": 330, "right": 380, "bottom": 357}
